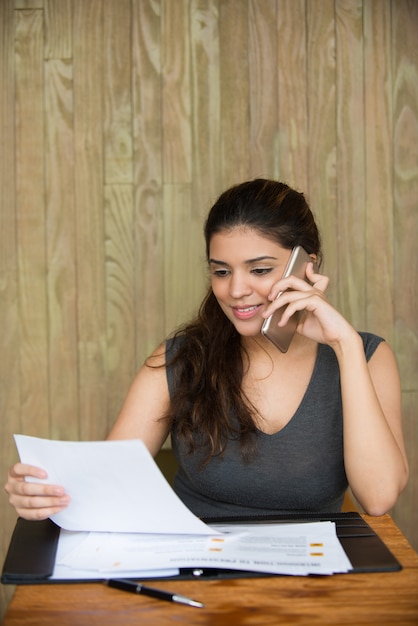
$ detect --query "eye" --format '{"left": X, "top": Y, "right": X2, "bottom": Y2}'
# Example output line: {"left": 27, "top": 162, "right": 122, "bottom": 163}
{"left": 212, "top": 268, "right": 230, "bottom": 277}
{"left": 251, "top": 267, "right": 273, "bottom": 276}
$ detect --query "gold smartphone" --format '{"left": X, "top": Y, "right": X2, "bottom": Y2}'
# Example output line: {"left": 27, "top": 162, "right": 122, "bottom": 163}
{"left": 261, "top": 246, "right": 317, "bottom": 353}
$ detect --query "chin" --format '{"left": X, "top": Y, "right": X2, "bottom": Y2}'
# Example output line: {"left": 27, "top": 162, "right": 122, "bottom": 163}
{"left": 234, "top": 323, "right": 263, "bottom": 338}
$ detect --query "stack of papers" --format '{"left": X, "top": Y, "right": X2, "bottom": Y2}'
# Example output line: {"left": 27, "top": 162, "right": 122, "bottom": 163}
{"left": 54, "top": 520, "right": 352, "bottom": 579}
{"left": 14, "top": 435, "right": 352, "bottom": 579}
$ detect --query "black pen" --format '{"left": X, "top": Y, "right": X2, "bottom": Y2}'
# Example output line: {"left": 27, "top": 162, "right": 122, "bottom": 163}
{"left": 106, "top": 578, "right": 204, "bottom": 608}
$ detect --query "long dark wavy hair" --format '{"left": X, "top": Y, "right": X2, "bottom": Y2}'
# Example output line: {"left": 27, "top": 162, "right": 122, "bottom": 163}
{"left": 153, "top": 179, "right": 322, "bottom": 463}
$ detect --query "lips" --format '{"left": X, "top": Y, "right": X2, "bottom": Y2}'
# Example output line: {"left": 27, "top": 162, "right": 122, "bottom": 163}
{"left": 232, "top": 304, "right": 263, "bottom": 320}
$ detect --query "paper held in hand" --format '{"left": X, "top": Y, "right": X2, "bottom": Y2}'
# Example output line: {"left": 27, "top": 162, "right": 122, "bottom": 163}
{"left": 14, "top": 434, "right": 353, "bottom": 579}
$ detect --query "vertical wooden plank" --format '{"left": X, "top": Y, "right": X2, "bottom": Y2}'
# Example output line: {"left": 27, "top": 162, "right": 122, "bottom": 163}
{"left": 363, "top": 0, "right": 394, "bottom": 342}
{"left": 219, "top": 0, "right": 250, "bottom": 189}
{"left": 161, "top": 0, "right": 192, "bottom": 184}
{"left": 306, "top": 0, "right": 338, "bottom": 298}
{"left": 104, "top": 185, "right": 136, "bottom": 431}
{"left": 73, "top": 0, "right": 106, "bottom": 440}
{"left": 0, "top": 1, "right": 19, "bottom": 619}
{"left": 15, "top": 9, "right": 49, "bottom": 436}
{"left": 335, "top": 0, "right": 366, "bottom": 327}
{"left": 392, "top": 392, "right": 418, "bottom": 552}
{"left": 132, "top": 0, "right": 165, "bottom": 363}
{"left": 103, "top": 0, "right": 135, "bottom": 427}
{"left": 190, "top": 0, "right": 221, "bottom": 205}
{"left": 44, "top": 0, "right": 72, "bottom": 60}
{"left": 162, "top": 1, "right": 199, "bottom": 330}
{"left": 277, "top": 0, "right": 308, "bottom": 190}
{"left": 189, "top": 0, "right": 220, "bottom": 311}
{"left": 44, "top": 58, "right": 79, "bottom": 440}
{"left": 391, "top": 0, "right": 418, "bottom": 553}
{"left": 0, "top": 0, "right": 19, "bottom": 449}
{"left": 103, "top": 0, "right": 133, "bottom": 185}
{"left": 392, "top": 0, "right": 418, "bottom": 390}
{"left": 163, "top": 183, "right": 201, "bottom": 334}
{"left": 248, "top": 0, "right": 278, "bottom": 179}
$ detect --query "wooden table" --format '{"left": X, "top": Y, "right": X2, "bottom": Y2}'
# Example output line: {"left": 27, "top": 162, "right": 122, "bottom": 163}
{"left": 3, "top": 515, "right": 418, "bottom": 626}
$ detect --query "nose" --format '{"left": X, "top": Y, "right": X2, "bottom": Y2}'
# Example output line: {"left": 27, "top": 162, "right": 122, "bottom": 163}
{"left": 229, "top": 271, "right": 252, "bottom": 299}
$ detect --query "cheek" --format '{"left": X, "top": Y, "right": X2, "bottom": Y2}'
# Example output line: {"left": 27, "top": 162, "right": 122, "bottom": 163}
{"left": 210, "top": 279, "right": 226, "bottom": 300}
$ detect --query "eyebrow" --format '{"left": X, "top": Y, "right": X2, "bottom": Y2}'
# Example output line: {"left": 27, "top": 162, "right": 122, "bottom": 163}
{"left": 209, "top": 255, "right": 278, "bottom": 266}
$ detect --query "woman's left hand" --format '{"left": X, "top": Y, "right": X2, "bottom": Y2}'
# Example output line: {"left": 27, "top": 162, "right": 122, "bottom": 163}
{"left": 262, "top": 263, "right": 356, "bottom": 348}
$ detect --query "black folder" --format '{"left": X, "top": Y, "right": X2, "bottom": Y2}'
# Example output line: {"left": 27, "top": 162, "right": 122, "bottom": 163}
{"left": 1, "top": 512, "right": 401, "bottom": 585}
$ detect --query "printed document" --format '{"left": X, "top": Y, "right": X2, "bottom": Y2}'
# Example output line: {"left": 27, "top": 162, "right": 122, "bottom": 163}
{"left": 14, "top": 434, "right": 353, "bottom": 578}
{"left": 53, "top": 520, "right": 352, "bottom": 578}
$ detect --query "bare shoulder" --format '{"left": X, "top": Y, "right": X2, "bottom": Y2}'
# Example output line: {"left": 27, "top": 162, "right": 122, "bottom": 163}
{"left": 368, "top": 340, "right": 400, "bottom": 382}
{"left": 107, "top": 341, "right": 172, "bottom": 454}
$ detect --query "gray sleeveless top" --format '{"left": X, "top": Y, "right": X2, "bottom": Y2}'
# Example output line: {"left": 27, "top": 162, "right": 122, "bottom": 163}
{"left": 167, "top": 332, "right": 384, "bottom": 518}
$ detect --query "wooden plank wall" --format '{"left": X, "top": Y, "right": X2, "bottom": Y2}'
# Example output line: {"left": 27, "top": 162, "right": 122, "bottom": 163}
{"left": 1, "top": 0, "right": 417, "bottom": 615}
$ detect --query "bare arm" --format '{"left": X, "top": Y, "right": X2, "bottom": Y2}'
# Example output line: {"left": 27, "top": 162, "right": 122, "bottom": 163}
{"left": 4, "top": 343, "right": 171, "bottom": 520}
{"left": 335, "top": 333, "right": 409, "bottom": 515}
{"left": 107, "top": 343, "right": 172, "bottom": 454}
{"left": 264, "top": 264, "right": 409, "bottom": 515}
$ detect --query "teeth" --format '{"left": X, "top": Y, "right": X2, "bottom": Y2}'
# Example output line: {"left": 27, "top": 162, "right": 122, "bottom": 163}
{"left": 237, "top": 305, "right": 257, "bottom": 312}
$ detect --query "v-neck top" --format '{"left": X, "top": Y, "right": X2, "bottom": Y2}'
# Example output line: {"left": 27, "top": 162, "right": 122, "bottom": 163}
{"left": 166, "top": 332, "right": 384, "bottom": 518}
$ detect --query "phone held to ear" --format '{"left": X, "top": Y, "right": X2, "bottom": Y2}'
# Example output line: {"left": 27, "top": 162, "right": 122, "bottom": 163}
{"left": 261, "top": 246, "right": 317, "bottom": 353}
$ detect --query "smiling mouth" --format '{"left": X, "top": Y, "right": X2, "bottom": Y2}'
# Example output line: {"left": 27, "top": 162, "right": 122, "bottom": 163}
{"left": 231, "top": 304, "right": 263, "bottom": 320}
{"left": 234, "top": 305, "right": 259, "bottom": 312}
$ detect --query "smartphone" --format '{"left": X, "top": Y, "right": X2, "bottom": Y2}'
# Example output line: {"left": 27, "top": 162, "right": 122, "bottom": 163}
{"left": 261, "top": 246, "right": 317, "bottom": 353}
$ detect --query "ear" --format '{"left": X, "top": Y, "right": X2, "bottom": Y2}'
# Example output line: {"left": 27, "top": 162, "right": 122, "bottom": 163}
{"left": 308, "top": 253, "right": 319, "bottom": 272}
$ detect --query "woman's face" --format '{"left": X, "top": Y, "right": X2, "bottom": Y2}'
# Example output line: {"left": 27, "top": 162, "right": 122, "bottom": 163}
{"left": 209, "top": 227, "right": 292, "bottom": 338}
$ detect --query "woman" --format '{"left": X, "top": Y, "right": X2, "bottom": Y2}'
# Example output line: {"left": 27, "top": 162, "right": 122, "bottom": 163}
{"left": 5, "top": 179, "right": 409, "bottom": 520}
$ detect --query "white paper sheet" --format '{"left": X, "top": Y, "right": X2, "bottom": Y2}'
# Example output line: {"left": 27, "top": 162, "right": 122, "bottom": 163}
{"left": 52, "top": 530, "right": 180, "bottom": 580}
{"left": 54, "top": 521, "right": 352, "bottom": 578}
{"left": 14, "top": 435, "right": 215, "bottom": 534}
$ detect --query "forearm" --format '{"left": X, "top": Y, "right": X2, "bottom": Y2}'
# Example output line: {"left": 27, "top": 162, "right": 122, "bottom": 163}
{"left": 334, "top": 333, "right": 409, "bottom": 515}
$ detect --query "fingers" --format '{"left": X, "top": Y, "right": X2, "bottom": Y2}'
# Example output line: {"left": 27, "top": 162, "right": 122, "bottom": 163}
{"left": 264, "top": 275, "right": 328, "bottom": 321}
{"left": 8, "top": 463, "right": 47, "bottom": 481}
{"left": 266, "top": 266, "right": 325, "bottom": 302}
{"left": 306, "top": 263, "right": 329, "bottom": 292}
{"left": 4, "top": 463, "right": 70, "bottom": 521}
{"left": 10, "top": 493, "right": 71, "bottom": 521}
{"left": 275, "top": 291, "right": 326, "bottom": 327}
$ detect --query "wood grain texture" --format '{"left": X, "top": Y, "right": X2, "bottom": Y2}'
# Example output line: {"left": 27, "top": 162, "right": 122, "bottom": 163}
{"left": 131, "top": 0, "right": 165, "bottom": 364}
{"left": 44, "top": 0, "right": 72, "bottom": 60}
{"left": 392, "top": 0, "right": 418, "bottom": 391}
{"left": 162, "top": 0, "right": 192, "bottom": 184}
{"left": 1, "top": 5, "right": 418, "bottom": 621}
{"left": 103, "top": 0, "right": 133, "bottom": 185}
{"left": 0, "top": 0, "right": 19, "bottom": 618}
{"left": 15, "top": 9, "right": 49, "bottom": 436}
{"left": 190, "top": 0, "right": 221, "bottom": 207}
{"left": 390, "top": 1, "right": 418, "bottom": 557}
{"left": 363, "top": 0, "right": 394, "bottom": 343}
{"left": 44, "top": 58, "right": 79, "bottom": 440}
{"left": 306, "top": 0, "right": 338, "bottom": 300}
{"left": 248, "top": 0, "right": 278, "bottom": 179}
{"left": 104, "top": 184, "right": 136, "bottom": 430}
{"left": 393, "top": 391, "right": 418, "bottom": 556}
{"left": 73, "top": 0, "right": 107, "bottom": 441}
{"left": 219, "top": 0, "right": 250, "bottom": 188}
{"left": 277, "top": 0, "right": 308, "bottom": 190}
{"left": 335, "top": 0, "right": 366, "bottom": 327}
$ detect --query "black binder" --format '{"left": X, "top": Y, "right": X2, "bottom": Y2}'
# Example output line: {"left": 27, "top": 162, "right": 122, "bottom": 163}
{"left": 1, "top": 512, "right": 401, "bottom": 585}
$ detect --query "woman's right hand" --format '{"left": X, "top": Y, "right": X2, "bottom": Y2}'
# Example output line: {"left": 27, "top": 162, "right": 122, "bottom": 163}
{"left": 4, "top": 463, "right": 70, "bottom": 521}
